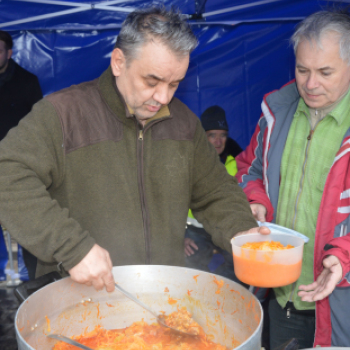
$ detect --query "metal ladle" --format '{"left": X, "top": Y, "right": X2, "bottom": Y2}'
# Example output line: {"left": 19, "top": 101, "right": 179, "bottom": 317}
{"left": 47, "top": 333, "right": 94, "bottom": 350}
{"left": 47, "top": 283, "right": 195, "bottom": 348}
{"left": 114, "top": 283, "right": 196, "bottom": 336}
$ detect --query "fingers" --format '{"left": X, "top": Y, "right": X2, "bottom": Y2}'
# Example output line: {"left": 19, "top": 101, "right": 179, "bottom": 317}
{"left": 102, "top": 253, "right": 115, "bottom": 292}
{"left": 298, "top": 282, "right": 324, "bottom": 302}
{"left": 251, "top": 212, "right": 259, "bottom": 221}
{"left": 250, "top": 203, "right": 267, "bottom": 222}
{"left": 184, "top": 246, "right": 194, "bottom": 256}
{"left": 235, "top": 225, "right": 271, "bottom": 237}
{"left": 235, "top": 227, "right": 258, "bottom": 237}
{"left": 298, "top": 281, "right": 318, "bottom": 292}
{"left": 304, "top": 285, "right": 331, "bottom": 302}
{"left": 104, "top": 272, "right": 116, "bottom": 293}
{"left": 184, "top": 238, "right": 198, "bottom": 256}
{"left": 298, "top": 283, "right": 320, "bottom": 302}
{"left": 68, "top": 244, "right": 115, "bottom": 292}
{"left": 189, "top": 240, "right": 198, "bottom": 250}
{"left": 298, "top": 292, "right": 321, "bottom": 302}
{"left": 256, "top": 212, "right": 266, "bottom": 222}
{"left": 297, "top": 291, "right": 314, "bottom": 302}
{"left": 298, "top": 267, "right": 339, "bottom": 302}
{"left": 92, "top": 276, "right": 105, "bottom": 291}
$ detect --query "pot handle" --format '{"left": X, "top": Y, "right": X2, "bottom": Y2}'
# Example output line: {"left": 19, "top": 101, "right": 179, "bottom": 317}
{"left": 14, "top": 271, "right": 62, "bottom": 303}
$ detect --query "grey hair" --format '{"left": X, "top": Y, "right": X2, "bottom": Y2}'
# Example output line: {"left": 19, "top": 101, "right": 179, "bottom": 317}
{"left": 291, "top": 10, "right": 350, "bottom": 64}
{"left": 115, "top": 6, "right": 198, "bottom": 63}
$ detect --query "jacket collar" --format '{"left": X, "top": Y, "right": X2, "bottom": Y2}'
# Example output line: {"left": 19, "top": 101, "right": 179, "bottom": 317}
{"left": 98, "top": 66, "right": 127, "bottom": 123}
{"left": 126, "top": 104, "right": 170, "bottom": 125}
{"left": 296, "top": 86, "right": 350, "bottom": 127}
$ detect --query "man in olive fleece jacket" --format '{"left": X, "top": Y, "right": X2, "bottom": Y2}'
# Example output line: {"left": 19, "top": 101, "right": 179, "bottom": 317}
{"left": 0, "top": 7, "right": 265, "bottom": 292}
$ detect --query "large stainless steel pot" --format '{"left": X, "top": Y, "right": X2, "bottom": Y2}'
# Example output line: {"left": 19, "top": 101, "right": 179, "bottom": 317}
{"left": 15, "top": 265, "right": 263, "bottom": 350}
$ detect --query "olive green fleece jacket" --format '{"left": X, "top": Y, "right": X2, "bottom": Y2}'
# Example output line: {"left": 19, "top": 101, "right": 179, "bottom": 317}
{"left": 0, "top": 67, "right": 257, "bottom": 277}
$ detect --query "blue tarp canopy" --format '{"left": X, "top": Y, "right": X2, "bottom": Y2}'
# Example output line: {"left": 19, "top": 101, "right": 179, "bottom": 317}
{"left": 0, "top": 0, "right": 348, "bottom": 147}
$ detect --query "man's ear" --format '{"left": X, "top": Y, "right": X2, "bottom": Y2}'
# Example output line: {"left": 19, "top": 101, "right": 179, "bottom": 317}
{"left": 111, "top": 48, "right": 125, "bottom": 77}
{"left": 7, "top": 49, "right": 12, "bottom": 60}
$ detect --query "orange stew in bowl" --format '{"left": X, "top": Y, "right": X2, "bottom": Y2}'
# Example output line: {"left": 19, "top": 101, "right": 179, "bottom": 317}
{"left": 234, "top": 240, "right": 302, "bottom": 288}
{"left": 241, "top": 241, "right": 294, "bottom": 250}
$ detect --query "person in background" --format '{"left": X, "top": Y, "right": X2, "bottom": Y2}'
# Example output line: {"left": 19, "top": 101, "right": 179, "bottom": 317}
{"left": 184, "top": 105, "right": 243, "bottom": 281}
{"left": 0, "top": 7, "right": 267, "bottom": 293}
{"left": 185, "top": 106, "right": 270, "bottom": 350}
{"left": 0, "top": 30, "right": 43, "bottom": 281}
{"left": 0, "top": 30, "right": 43, "bottom": 140}
{"left": 236, "top": 10, "right": 350, "bottom": 348}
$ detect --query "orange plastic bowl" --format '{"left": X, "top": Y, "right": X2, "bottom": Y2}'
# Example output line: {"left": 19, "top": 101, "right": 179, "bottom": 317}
{"left": 231, "top": 233, "right": 304, "bottom": 288}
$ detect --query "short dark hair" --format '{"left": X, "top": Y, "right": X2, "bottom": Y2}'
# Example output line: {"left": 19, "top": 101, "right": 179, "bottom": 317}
{"left": 0, "top": 30, "right": 13, "bottom": 50}
{"left": 115, "top": 6, "right": 198, "bottom": 63}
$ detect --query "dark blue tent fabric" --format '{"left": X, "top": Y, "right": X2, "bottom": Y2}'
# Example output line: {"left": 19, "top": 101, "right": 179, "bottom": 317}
{"left": 0, "top": 0, "right": 347, "bottom": 147}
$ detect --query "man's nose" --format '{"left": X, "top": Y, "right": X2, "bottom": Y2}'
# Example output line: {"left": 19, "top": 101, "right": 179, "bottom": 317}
{"left": 306, "top": 73, "right": 319, "bottom": 90}
{"left": 153, "top": 86, "right": 171, "bottom": 105}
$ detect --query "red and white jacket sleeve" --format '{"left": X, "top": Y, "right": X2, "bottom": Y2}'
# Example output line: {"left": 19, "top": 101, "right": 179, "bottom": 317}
{"left": 235, "top": 118, "right": 274, "bottom": 223}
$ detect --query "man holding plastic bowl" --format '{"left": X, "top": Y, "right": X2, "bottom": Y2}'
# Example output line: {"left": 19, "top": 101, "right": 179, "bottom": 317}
{"left": 236, "top": 9, "right": 350, "bottom": 350}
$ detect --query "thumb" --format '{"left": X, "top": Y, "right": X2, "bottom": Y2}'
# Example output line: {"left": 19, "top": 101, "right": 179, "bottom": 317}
{"left": 251, "top": 204, "right": 267, "bottom": 222}
{"left": 323, "top": 255, "right": 339, "bottom": 268}
{"left": 256, "top": 211, "right": 266, "bottom": 222}
{"left": 258, "top": 226, "right": 271, "bottom": 235}
{"left": 104, "top": 273, "right": 116, "bottom": 293}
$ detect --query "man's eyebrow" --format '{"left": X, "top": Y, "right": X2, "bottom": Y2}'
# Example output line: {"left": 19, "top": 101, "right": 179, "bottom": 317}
{"left": 145, "top": 74, "right": 164, "bottom": 81}
{"left": 319, "top": 66, "right": 334, "bottom": 71}
{"left": 296, "top": 63, "right": 334, "bottom": 71}
{"left": 145, "top": 74, "right": 186, "bottom": 83}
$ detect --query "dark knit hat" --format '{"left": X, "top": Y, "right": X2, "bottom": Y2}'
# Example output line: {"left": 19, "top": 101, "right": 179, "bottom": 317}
{"left": 200, "top": 105, "right": 229, "bottom": 131}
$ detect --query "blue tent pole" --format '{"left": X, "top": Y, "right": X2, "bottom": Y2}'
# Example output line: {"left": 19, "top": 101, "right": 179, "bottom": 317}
{"left": 3, "top": 229, "right": 21, "bottom": 286}
{"left": 0, "top": 225, "right": 8, "bottom": 281}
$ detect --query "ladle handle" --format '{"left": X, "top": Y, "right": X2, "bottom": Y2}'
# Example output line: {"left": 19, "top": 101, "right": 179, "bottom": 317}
{"left": 114, "top": 283, "right": 158, "bottom": 318}
{"left": 47, "top": 334, "right": 94, "bottom": 350}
